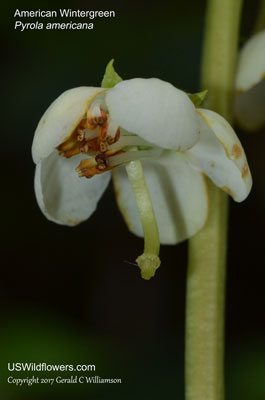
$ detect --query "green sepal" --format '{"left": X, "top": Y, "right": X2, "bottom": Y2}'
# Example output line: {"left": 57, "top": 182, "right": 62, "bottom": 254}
{"left": 188, "top": 90, "right": 208, "bottom": 107}
{"left": 101, "top": 59, "right": 122, "bottom": 88}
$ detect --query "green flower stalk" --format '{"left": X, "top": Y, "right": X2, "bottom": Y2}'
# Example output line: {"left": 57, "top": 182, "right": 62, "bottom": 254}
{"left": 185, "top": 0, "right": 243, "bottom": 399}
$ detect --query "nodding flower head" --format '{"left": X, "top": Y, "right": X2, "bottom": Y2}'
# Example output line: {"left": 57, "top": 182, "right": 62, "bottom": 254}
{"left": 32, "top": 65, "right": 252, "bottom": 279}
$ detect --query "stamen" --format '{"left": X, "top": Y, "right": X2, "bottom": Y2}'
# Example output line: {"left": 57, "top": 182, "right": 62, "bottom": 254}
{"left": 79, "top": 142, "right": 89, "bottom": 153}
{"left": 105, "top": 128, "right": 120, "bottom": 145}
{"left": 108, "top": 135, "right": 152, "bottom": 150}
{"left": 84, "top": 129, "right": 99, "bottom": 140}
{"left": 99, "top": 123, "right": 108, "bottom": 141}
{"left": 58, "top": 147, "right": 80, "bottom": 158}
{"left": 84, "top": 137, "right": 100, "bottom": 152}
{"left": 78, "top": 116, "right": 97, "bottom": 131}
{"left": 106, "top": 136, "right": 115, "bottom": 145}
{"left": 95, "top": 153, "right": 108, "bottom": 165}
{"left": 96, "top": 109, "right": 107, "bottom": 125}
{"left": 58, "top": 138, "right": 77, "bottom": 152}
{"left": 107, "top": 119, "right": 119, "bottom": 138}
{"left": 99, "top": 140, "right": 108, "bottom": 153}
{"left": 75, "top": 158, "right": 100, "bottom": 178}
{"left": 97, "top": 164, "right": 107, "bottom": 171}
{"left": 75, "top": 149, "right": 129, "bottom": 179}
{"left": 77, "top": 129, "right": 85, "bottom": 141}
{"left": 87, "top": 100, "right": 107, "bottom": 127}
{"left": 115, "top": 128, "right": 120, "bottom": 142}
{"left": 57, "top": 95, "right": 160, "bottom": 194}
{"left": 108, "top": 149, "right": 162, "bottom": 167}
{"left": 57, "top": 137, "right": 80, "bottom": 158}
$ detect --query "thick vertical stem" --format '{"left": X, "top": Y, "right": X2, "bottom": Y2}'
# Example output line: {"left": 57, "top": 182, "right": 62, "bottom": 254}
{"left": 186, "top": 180, "right": 228, "bottom": 400}
{"left": 185, "top": 1, "right": 242, "bottom": 400}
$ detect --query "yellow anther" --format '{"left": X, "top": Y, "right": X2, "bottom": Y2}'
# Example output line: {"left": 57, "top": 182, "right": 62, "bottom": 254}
{"left": 100, "top": 141, "right": 108, "bottom": 153}
{"left": 76, "top": 129, "right": 85, "bottom": 141}
{"left": 97, "top": 164, "right": 107, "bottom": 171}
{"left": 80, "top": 143, "right": 89, "bottom": 153}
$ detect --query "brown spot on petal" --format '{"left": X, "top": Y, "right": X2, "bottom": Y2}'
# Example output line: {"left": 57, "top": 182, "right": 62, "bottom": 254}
{"left": 232, "top": 144, "right": 243, "bottom": 159}
{"left": 210, "top": 162, "right": 215, "bottom": 168}
{"left": 242, "top": 164, "right": 249, "bottom": 178}
{"left": 66, "top": 218, "right": 82, "bottom": 226}
{"left": 222, "top": 186, "right": 234, "bottom": 197}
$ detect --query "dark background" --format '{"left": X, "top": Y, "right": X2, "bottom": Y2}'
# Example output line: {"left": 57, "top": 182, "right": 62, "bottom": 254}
{"left": 1, "top": 0, "right": 265, "bottom": 399}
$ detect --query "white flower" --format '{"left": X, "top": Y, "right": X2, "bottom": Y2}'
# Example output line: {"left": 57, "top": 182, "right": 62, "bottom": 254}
{"left": 235, "top": 30, "right": 265, "bottom": 131}
{"left": 32, "top": 78, "right": 252, "bottom": 277}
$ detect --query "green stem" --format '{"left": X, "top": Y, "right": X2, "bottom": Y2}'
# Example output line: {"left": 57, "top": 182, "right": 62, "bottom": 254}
{"left": 125, "top": 159, "right": 161, "bottom": 280}
{"left": 185, "top": 1, "right": 242, "bottom": 400}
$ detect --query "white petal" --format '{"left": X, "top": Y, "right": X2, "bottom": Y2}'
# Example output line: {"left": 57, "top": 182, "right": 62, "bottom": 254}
{"left": 234, "top": 30, "right": 265, "bottom": 131}
{"left": 34, "top": 151, "right": 111, "bottom": 226}
{"left": 32, "top": 87, "right": 104, "bottom": 164}
{"left": 188, "top": 109, "right": 252, "bottom": 202}
{"left": 105, "top": 78, "right": 200, "bottom": 151}
{"left": 112, "top": 151, "right": 208, "bottom": 245}
{"left": 235, "top": 30, "right": 265, "bottom": 91}
{"left": 234, "top": 77, "right": 265, "bottom": 131}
